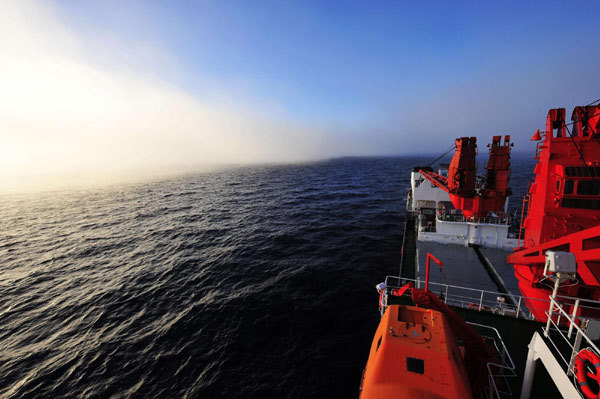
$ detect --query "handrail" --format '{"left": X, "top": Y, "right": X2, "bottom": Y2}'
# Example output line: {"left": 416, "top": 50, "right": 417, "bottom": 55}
{"left": 544, "top": 296, "right": 600, "bottom": 375}
{"left": 522, "top": 295, "right": 600, "bottom": 399}
{"left": 383, "top": 275, "right": 600, "bottom": 320}
{"left": 384, "top": 275, "right": 539, "bottom": 320}
{"left": 436, "top": 213, "right": 511, "bottom": 225}
{"left": 386, "top": 275, "right": 600, "bottom": 308}
{"left": 467, "top": 322, "right": 517, "bottom": 398}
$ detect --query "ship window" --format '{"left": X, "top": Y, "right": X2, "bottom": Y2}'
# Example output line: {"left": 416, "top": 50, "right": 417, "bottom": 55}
{"left": 564, "top": 180, "right": 574, "bottom": 195}
{"left": 376, "top": 336, "right": 382, "bottom": 352}
{"left": 406, "top": 357, "right": 425, "bottom": 374}
{"left": 565, "top": 166, "right": 600, "bottom": 177}
{"left": 566, "top": 167, "right": 574, "bottom": 177}
{"left": 561, "top": 198, "right": 600, "bottom": 210}
{"left": 577, "top": 180, "right": 600, "bottom": 196}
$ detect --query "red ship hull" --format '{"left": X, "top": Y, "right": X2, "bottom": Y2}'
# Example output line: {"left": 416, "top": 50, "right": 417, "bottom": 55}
{"left": 507, "top": 105, "right": 600, "bottom": 321}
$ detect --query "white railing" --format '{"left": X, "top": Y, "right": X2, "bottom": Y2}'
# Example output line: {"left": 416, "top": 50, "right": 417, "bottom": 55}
{"left": 544, "top": 296, "right": 600, "bottom": 377}
{"left": 467, "top": 322, "right": 517, "bottom": 399}
{"left": 520, "top": 295, "right": 600, "bottom": 399}
{"left": 383, "top": 276, "right": 600, "bottom": 322}
{"left": 437, "top": 213, "right": 511, "bottom": 225}
{"left": 384, "top": 276, "right": 540, "bottom": 320}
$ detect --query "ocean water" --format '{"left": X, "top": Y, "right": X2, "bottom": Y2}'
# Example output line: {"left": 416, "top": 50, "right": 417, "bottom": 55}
{"left": 0, "top": 156, "right": 534, "bottom": 399}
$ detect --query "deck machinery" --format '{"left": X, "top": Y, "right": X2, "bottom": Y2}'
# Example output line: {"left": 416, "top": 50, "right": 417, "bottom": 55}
{"left": 419, "top": 135, "right": 512, "bottom": 219}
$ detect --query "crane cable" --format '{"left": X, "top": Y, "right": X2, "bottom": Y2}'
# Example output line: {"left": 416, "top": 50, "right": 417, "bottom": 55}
{"left": 586, "top": 97, "right": 600, "bottom": 106}
{"left": 425, "top": 97, "right": 599, "bottom": 168}
{"left": 564, "top": 122, "right": 588, "bottom": 166}
{"left": 535, "top": 97, "right": 600, "bottom": 163}
{"left": 426, "top": 143, "right": 455, "bottom": 167}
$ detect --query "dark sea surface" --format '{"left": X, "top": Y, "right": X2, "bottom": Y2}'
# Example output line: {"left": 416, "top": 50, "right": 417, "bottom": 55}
{"left": 0, "top": 156, "right": 535, "bottom": 399}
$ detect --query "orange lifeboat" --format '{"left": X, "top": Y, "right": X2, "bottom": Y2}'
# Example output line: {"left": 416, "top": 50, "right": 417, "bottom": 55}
{"left": 360, "top": 304, "right": 473, "bottom": 399}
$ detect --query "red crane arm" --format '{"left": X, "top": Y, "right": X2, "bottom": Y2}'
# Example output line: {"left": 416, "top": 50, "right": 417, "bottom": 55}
{"left": 419, "top": 169, "right": 450, "bottom": 192}
{"left": 508, "top": 225, "right": 600, "bottom": 287}
{"left": 508, "top": 225, "right": 600, "bottom": 265}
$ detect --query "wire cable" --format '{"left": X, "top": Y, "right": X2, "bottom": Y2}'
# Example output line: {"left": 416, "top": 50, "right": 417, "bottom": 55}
{"left": 587, "top": 97, "right": 600, "bottom": 106}
{"left": 564, "top": 122, "right": 588, "bottom": 165}
{"left": 564, "top": 109, "right": 600, "bottom": 128}
{"left": 426, "top": 144, "right": 455, "bottom": 167}
{"left": 536, "top": 104, "right": 600, "bottom": 156}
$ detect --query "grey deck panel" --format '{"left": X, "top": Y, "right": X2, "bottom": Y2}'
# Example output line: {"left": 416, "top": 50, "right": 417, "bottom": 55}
{"left": 417, "top": 241, "right": 501, "bottom": 292}
{"left": 478, "top": 246, "right": 521, "bottom": 292}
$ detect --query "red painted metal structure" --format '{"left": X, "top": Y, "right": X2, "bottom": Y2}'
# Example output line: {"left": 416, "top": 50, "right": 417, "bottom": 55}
{"left": 424, "top": 252, "right": 443, "bottom": 292}
{"left": 507, "top": 105, "right": 600, "bottom": 321}
{"left": 419, "top": 135, "right": 512, "bottom": 218}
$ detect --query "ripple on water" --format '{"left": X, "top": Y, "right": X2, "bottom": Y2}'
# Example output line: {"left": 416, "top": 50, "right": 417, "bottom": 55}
{"left": 0, "top": 156, "right": 534, "bottom": 399}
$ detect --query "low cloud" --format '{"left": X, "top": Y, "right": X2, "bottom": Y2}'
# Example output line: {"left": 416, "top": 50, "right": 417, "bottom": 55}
{"left": 2, "top": 1, "right": 599, "bottom": 192}
{"left": 0, "top": 1, "right": 340, "bottom": 191}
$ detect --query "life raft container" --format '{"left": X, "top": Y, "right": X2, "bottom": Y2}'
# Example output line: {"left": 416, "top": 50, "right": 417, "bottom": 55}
{"left": 574, "top": 348, "right": 600, "bottom": 399}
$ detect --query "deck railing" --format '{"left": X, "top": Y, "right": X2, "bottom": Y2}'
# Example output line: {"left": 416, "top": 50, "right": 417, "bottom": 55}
{"left": 520, "top": 295, "right": 600, "bottom": 399}
{"left": 384, "top": 275, "right": 539, "bottom": 320}
{"left": 468, "top": 322, "right": 517, "bottom": 399}
{"left": 383, "top": 275, "right": 600, "bottom": 321}
{"left": 544, "top": 296, "right": 600, "bottom": 377}
{"left": 436, "top": 213, "right": 511, "bottom": 225}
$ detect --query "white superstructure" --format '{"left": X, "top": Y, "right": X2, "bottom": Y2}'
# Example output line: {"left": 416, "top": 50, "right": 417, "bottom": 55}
{"left": 408, "top": 168, "right": 451, "bottom": 211}
{"left": 408, "top": 166, "right": 519, "bottom": 250}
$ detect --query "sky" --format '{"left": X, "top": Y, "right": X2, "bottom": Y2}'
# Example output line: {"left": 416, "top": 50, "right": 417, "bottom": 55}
{"left": 1, "top": 0, "right": 600, "bottom": 191}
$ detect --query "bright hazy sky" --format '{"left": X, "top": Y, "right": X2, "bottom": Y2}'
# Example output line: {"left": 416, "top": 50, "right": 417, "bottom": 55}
{"left": 1, "top": 0, "right": 600, "bottom": 191}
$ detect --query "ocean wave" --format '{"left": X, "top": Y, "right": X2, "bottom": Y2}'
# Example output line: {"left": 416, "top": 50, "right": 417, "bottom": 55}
{"left": 0, "top": 156, "right": 534, "bottom": 399}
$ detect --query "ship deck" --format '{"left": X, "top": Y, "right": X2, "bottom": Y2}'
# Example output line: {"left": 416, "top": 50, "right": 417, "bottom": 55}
{"left": 401, "top": 212, "right": 521, "bottom": 299}
{"left": 394, "top": 211, "right": 564, "bottom": 397}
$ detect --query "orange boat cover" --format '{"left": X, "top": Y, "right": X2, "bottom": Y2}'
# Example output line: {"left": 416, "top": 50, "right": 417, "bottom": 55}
{"left": 360, "top": 305, "right": 473, "bottom": 399}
